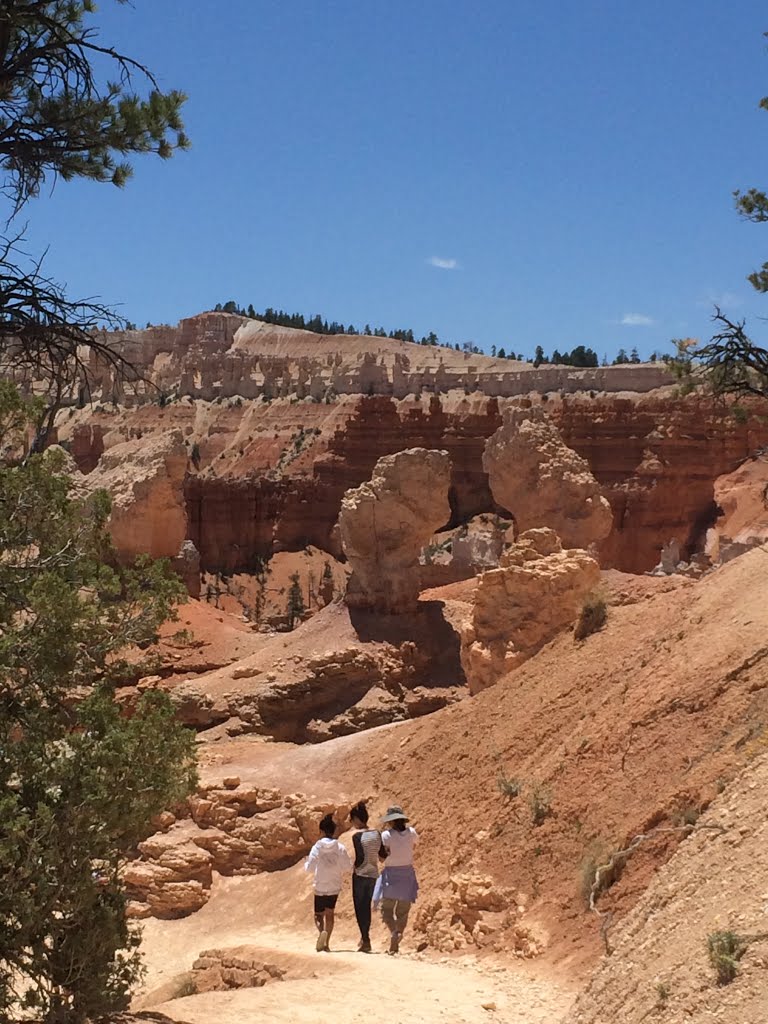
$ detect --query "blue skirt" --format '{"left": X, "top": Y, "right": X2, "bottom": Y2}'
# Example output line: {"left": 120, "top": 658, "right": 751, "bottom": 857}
{"left": 373, "top": 865, "right": 419, "bottom": 904}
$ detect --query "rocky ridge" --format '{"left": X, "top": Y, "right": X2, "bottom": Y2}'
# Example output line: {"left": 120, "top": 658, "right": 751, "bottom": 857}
{"left": 62, "top": 312, "right": 672, "bottom": 406}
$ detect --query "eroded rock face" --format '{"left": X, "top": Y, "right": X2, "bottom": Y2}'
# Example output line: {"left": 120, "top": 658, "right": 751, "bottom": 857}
{"left": 460, "top": 528, "right": 601, "bottom": 693}
{"left": 483, "top": 409, "right": 612, "bottom": 550}
{"left": 123, "top": 831, "right": 213, "bottom": 919}
{"left": 83, "top": 430, "right": 188, "bottom": 560}
{"left": 125, "top": 781, "right": 350, "bottom": 919}
{"left": 706, "top": 457, "right": 768, "bottom": 564}
{"left": 339, "top": 448, "right": 452, "bottom": 613}
{"left": 172, "top": 539, "right": 202, "bottom": 598}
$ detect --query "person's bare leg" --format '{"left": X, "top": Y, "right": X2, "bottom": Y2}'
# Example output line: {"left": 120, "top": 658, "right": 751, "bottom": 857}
{"left": 315, "top": 911, "right": 328, "bottom": 951}
{"left": 324, "top": 909, "right": 335, "bottom": 949}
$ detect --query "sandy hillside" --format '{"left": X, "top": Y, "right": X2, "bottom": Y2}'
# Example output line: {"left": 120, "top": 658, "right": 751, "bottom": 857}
{"left": 323, "top": 549, "right": 768, "bottom": 966}
{"left": 564, "top": 751, "right": 768, "bottom": 1024}
{"left": 130, "top": 546, "right": 768, "bottom": 1024}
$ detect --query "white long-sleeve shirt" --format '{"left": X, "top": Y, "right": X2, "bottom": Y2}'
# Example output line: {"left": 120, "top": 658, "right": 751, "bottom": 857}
{"left": 304, "top": 837, "right": 352, "bottom": 895}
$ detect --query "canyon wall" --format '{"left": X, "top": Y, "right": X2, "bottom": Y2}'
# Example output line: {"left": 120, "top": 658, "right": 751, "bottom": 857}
{"left": 184, "top": 393, "right": 768, "bottom": 575}
{"left": 550, "top": 394, "right": 768, "bottom": 572}
{"left": 48, "top": 313, "right": 768, "bottom": 577}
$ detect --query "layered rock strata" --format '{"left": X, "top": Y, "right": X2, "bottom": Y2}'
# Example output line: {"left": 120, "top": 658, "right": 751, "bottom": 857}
{"left": 65, "top": 312, "right": 671, "bottom": 406}
{"left": 81, "top": 429, "right": 189, "bottom": 560}
{"left": 551, "top": 394, "right": 768, "bottom": 572}
{"left": 119, "top": 602, "right": 464, "bottom": 743}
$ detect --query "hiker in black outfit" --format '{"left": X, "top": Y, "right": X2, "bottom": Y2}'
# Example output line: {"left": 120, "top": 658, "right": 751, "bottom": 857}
{"left": 350, "top": 801, "right": 386, "bottom": 953}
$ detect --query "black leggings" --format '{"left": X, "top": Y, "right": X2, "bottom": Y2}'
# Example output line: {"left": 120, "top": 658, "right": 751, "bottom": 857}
{"left": 352, "top": 874, "right": 376, "bottom": 943}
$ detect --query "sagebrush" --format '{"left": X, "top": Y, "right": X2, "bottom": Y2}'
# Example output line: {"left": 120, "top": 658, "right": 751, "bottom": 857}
{"left": 574, "top": 595, "right": 607, "bottom": 641}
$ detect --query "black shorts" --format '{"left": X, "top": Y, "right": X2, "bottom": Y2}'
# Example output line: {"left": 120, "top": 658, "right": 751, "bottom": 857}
{"left": 314, "top": 893, "right": 339, "bottom": 913}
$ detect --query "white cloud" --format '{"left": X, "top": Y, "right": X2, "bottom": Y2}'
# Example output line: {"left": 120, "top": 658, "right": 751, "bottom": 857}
{"left": 698, "top": 291, "right": 741, "bottom": 309}
{"left": 620, "top": 313, "right": 655, "bottom": 327}
{"left": 428, "top": 256, "right": 459, "bottom": 270}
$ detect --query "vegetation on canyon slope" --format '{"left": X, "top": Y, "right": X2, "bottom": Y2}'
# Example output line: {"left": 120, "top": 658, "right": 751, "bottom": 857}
{"left": 0, "top": 3, "right": 195, "bottom": 1022}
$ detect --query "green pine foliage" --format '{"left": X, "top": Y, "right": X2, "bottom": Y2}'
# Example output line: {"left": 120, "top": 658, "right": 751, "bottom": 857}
{"left": 533, "top": 344, "right": 599, "bottom": 367}
{"left": 214, "top": 300, "right": 445, "bottom": 347}
{"left": 0, "top": 0, "right": 189, "bottom": 210}
{"left": 0, "top": 384, "right": 197, "bottom": 1023}
{"left": 286, "top": 571, "right": 305, "bottom": 630}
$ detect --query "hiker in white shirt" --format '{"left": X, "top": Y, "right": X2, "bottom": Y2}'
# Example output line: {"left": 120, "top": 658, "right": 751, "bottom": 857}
{"left": 304, "top": 813, "right": 352, "bottom": 952}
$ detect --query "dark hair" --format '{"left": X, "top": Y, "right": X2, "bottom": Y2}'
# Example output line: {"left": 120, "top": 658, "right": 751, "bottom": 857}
{"left": 319, "top": 813, "right": 336, "bottom": 836}
{"left": 391, "top": 818, "right": 407, "bottom": 832}
{"left": 350, "top": 801, "right": 369, "bottom": 825}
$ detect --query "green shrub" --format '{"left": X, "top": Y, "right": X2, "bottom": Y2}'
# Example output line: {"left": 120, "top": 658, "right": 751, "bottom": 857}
{"left": 707, "top": 930, "right": 747, "bottom": 985}
{"left": 574, "top": 595, "right": 607, "bottom": 641}
{"left": 731, "top": 403, "right": 749, "bottom": 424}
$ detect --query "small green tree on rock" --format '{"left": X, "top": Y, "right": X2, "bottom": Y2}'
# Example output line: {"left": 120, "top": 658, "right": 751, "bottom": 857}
{"left": 286, "top": 571, "right": 305, "bottom": 629}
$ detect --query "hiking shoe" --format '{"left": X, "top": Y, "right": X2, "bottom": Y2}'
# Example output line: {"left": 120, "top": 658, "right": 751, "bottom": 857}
{"left": 388, "top": 931, "right": 400, "bottom": 955}
{"left": 316, "top": 930, "right": 328, "bottom": 952}
{"left": 358, "top": 940, "right": 372, "bottom": 953}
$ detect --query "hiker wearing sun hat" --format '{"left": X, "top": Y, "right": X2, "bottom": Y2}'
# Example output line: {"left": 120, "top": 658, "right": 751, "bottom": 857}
{"left": 373, "top": 805, "right": 419, "bottom": 954}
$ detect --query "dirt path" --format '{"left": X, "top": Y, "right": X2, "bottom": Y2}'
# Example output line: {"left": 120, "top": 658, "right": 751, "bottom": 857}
{"left": 137, "top": 869, "right": 574, "bottom": 1024}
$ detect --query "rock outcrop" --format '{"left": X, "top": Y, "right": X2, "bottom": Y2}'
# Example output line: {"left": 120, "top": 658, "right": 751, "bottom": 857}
{"left": 706, "top": 456, "right": 768, "bottom": 564}
{"left": 415, "top": 873, "right": 544, "bottom": 956}
{"left": 339, "top": 448, "right": 452, "bottom": 613}
{"left": 83, "top": 430, "right": 188, "bottom": 560}
{"left": 190, "top": 948, "right": 286, "bottom": 993}
{"left": 460, "top": 528, "right": 601, "bottom": 693}
{"left": 125, "top": 780, "right": 349, "bottom": 919}
{"left": 71, "top": 312, "right": 671, "bottom": 407}
{"left": 483, "top": 409, "right": 613, "bottom": 549}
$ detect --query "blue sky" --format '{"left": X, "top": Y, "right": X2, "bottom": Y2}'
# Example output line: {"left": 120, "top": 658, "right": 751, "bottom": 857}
{"left": 24, "top": 0, "right": 768, "bottom": 359}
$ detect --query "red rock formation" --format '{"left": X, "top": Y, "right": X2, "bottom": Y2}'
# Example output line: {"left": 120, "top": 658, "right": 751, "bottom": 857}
{"left": 459, "top": 528, "right": 601, "bottom": 693}
{"left": 185, "top": 396, "right": 505, "bottom": 572}
{"left": 57, "top": 372, "right": 768, "bottom": 577}
{"left": 550, "top": 395, "right": 768, "bottom": 572}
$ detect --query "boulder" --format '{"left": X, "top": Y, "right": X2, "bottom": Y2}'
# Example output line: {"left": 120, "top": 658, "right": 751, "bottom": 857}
{"left": 123, "top": 832, "right": 213, "bottom": 919}
{"left": 460, "top": 528, "right": 601, "bottom": 693}
{"left": 125, "top": 786, "right": 352, "bottom": 918}
{"left": 339, "top": 448, "right": 452, "bottom": 613}
{"left": 414, "top": 873, "right": 544, "bottom": 955}
{"left": 483, "top": 409, "right": 612, "bottom": 550}
{"left": 191, "top": 947, "right": 286, "bottom": 993}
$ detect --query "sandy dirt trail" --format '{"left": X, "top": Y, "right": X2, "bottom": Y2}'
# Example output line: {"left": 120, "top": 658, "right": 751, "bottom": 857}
{"left": 135, "top": 723, "right": 575, "bottom": 1024}
{"left": 138, "top": 869, "right": 573, "bottom": 1024}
